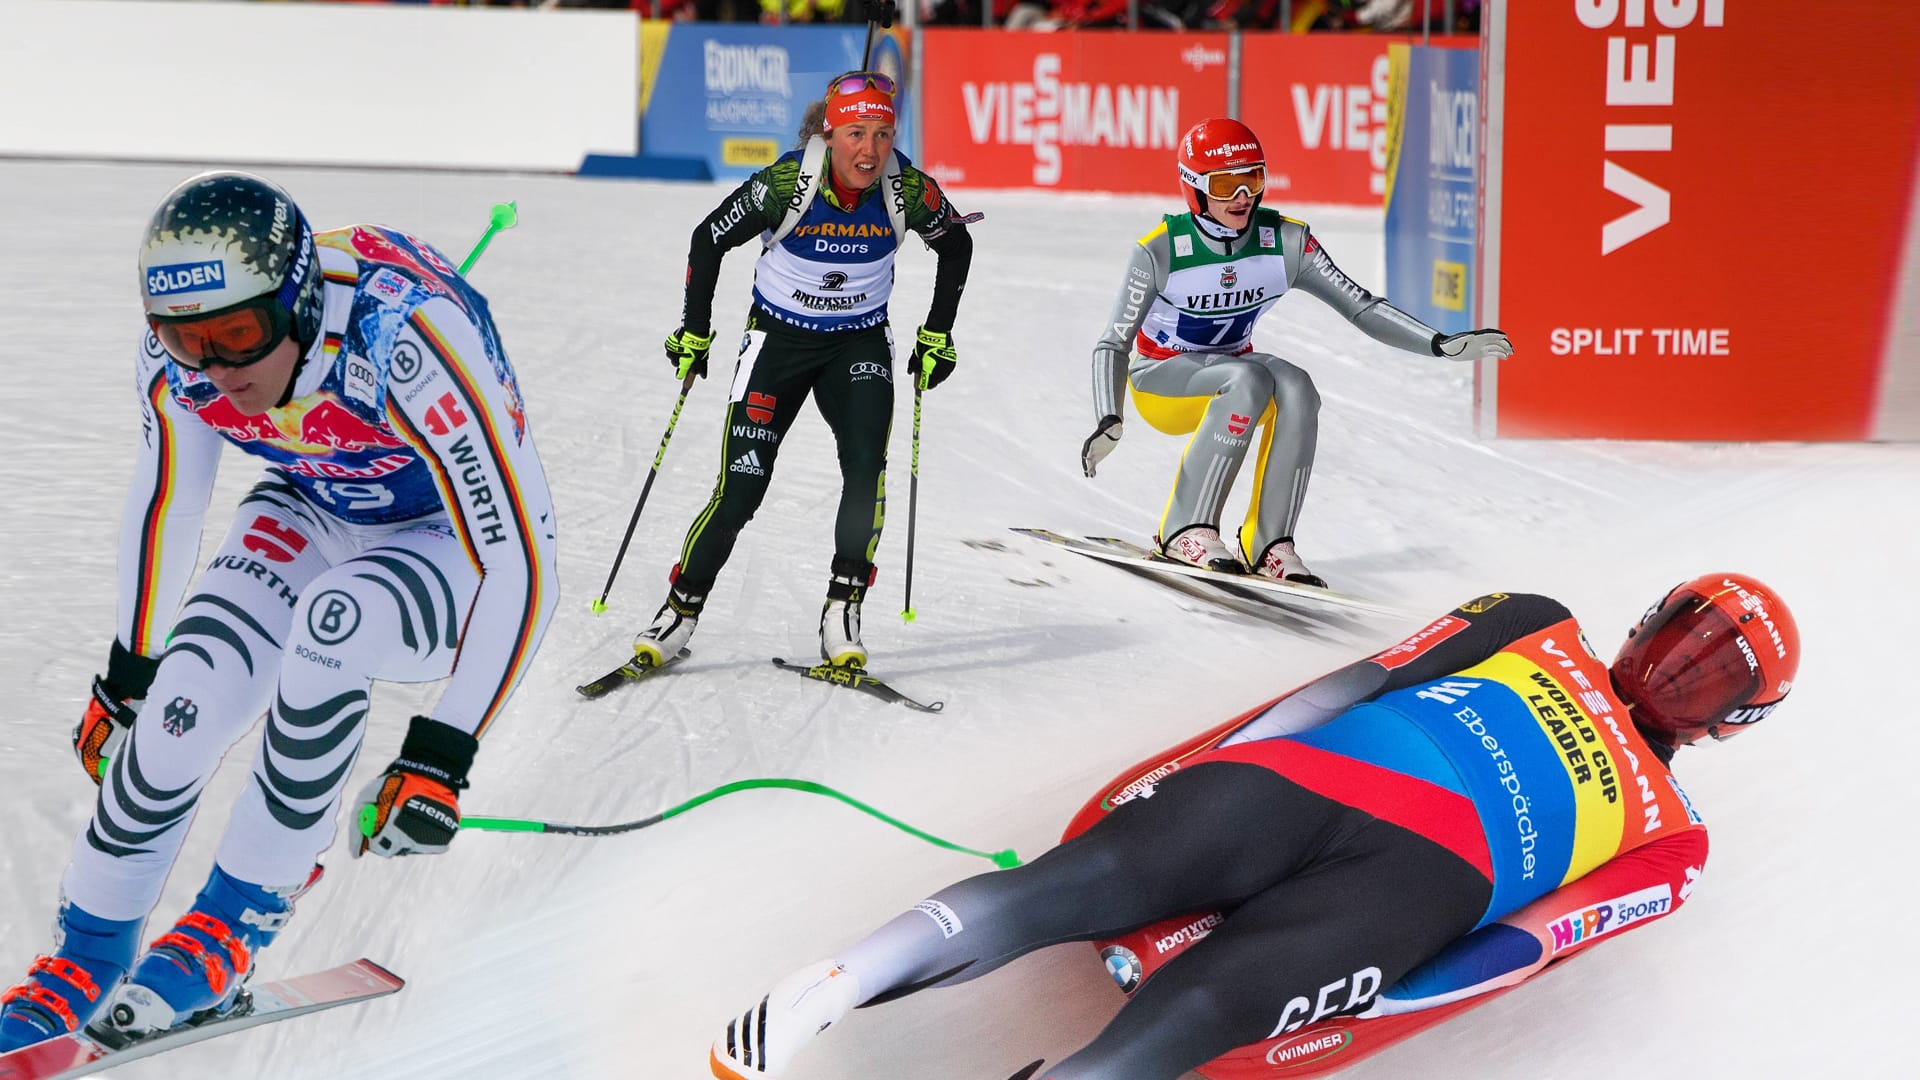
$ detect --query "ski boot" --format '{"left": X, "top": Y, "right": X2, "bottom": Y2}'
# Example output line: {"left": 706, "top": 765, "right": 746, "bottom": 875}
{"left": 710, "top": 960, "right": 860, "bottom": 1079}
{"left": 0, "top": 898, "right": 141, "bottom": 1050}
{"left": 104, "top": 864, "right": 299, "bottom": 1037}
{"left": 819, "top": 558, "right": 871, "bottom": 669}
{"left": 634, "top": 581, "right": 706, "bottom": 667}
{"left": 1158, "top": 524, "right": 1244, "bottom": 573}
{"left": 1252, "top": 537, "right": 1328, "bottom": 589}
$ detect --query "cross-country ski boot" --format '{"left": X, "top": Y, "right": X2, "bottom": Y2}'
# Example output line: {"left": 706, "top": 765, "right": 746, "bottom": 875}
{"left": 710, "top": 960, "right": 861, "bottom": 1079}
{"left": 1252, "top": 537, "right": 1328, "bottom": 589}
{"left": 819, "top": 558, "right": 872, "bottom": 670}
{"left": 635, "top": 581, "right": 705, "bottom": 667}
{"left": 105, "top": 864, "right": 305, "bottom": 1037}
{"left": 1158, "top": 524, "right": 1244, "bottom": 573}
{"left": 0, "top": 898, "right": 141, "bottom": 1050}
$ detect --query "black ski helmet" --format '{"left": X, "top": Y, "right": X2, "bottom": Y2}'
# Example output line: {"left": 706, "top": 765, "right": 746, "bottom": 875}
{"left": 138, "top": 171, "right": 323, "bottom": 351}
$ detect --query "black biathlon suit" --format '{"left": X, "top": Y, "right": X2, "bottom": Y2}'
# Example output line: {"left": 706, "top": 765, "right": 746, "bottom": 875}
{"left": 673, "top": 144, "right": 971, "bottom": 592}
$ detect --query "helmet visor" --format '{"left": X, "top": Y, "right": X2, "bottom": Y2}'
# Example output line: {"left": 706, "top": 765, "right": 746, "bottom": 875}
{"left": 1615, "top": 589, "right": 1764, "bottom": 740}
{"left": 150, "top": 297, "right": 287, "bottom": 370}
{"left": 1203, "top": 165, "right": 1265, "bottom": 202}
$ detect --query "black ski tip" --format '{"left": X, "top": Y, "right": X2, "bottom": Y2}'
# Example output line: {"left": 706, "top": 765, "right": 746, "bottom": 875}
{"left": 1008, "top": 1061, "right": 1047, "bottom": 1080}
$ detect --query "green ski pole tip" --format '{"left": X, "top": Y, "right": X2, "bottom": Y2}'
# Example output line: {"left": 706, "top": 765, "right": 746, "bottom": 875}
{"left": 901, "top": 608, "right": 916, "bottom": 623}
{"left": 992, "top": 849, "right": 1022, "bottom": 869}
{"left": 490, "top": 201, "right": 518, "bottom": 230}
{"left": 590, "top": 598, "right": 608, "bottom": 615}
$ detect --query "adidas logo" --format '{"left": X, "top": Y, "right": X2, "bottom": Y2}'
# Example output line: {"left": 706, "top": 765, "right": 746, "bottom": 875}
{"left": 729, "top": 449, "right": 767, "bottom": 476}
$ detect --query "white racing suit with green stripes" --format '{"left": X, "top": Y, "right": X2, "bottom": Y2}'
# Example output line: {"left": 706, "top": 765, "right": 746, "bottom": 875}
{"left": 68, "top": 226, "right": 558, "bottom": 920}
{"left": 1090, "top": 209, "right": 1443, "bottom": 564}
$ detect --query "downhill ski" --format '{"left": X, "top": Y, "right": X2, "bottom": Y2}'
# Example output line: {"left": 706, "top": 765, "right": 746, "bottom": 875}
{"left": 0, "top": 959, "right": 403, "bottom": 1080}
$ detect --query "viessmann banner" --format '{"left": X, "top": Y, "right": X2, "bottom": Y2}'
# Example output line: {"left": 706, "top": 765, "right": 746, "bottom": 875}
{"left": 916, "top": 29, "right": 1230, "bottom": 193}
{"left": 1481, "top": 0, "right": 1920, "bottom": 440}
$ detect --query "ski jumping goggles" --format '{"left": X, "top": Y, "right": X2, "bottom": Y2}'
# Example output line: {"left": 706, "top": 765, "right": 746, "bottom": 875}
{"left": 149, "top": 295, "right": 292, "bottom": 370}
{"left": 1200, "top": 164, "right": 1266, "bottom": 202}
{"left": 827, "top": 71, "right": 897, "bottom": 98}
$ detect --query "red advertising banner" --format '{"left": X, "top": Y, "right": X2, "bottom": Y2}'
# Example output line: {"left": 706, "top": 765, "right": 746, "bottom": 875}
{"left": 1483, "top": 1, "right": 1920, "bottom": 440}
{"left": 918, "top": 29, "right": 1229, "bottom": 193}
{"left": 1239, "top": 33, "right": 1474, "bottom": 209}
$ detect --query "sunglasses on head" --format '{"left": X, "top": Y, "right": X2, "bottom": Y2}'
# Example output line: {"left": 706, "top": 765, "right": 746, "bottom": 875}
{"left": 1202, "top": 165, "right": 1266, "bottom": 201}
{"left": 827, "top": 71, "right": 897, "bottom": 98}
{"left": 149, "top": 295, "right": 291, "bottom": 371}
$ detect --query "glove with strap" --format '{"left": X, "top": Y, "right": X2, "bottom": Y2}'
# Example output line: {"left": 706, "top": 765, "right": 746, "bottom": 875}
{"left": 353, "top": 716, "right": 478, "bottom": 859}
{"left": 1434, "top": 329, "right": 1514, "bottom": 362}
{"left": 73, "top": 640, "right": 159, "bottom": 785}
{"left": 912, "top": 326, "right": 958, "bottom": 390}
{"left": 665, "top": 326, "right": 715, "bottom": 380}
{"left": 1080, "top": 414, "right": 1124, "bottom": 478}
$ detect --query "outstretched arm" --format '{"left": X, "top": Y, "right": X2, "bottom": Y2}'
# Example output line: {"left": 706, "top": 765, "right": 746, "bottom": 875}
{"left": 1366, "top": 825, "right": 1709, "bottom": 1015}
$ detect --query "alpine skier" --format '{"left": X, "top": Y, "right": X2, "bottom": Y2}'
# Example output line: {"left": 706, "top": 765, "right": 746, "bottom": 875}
{"left": 630, "top": 69, "right": 975, "bottom": 672}
{"left": 707, "top": 574, "right": 1798, "bottom": 1080}
{"left": 1079, "top": 117, "right": 1513, "bottom": 588}
{"left": 0, "top": 172, "right": 558, "bottom": 1049}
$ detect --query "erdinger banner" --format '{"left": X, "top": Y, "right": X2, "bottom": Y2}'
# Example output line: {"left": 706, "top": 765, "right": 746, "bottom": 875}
{"left": 917, "top": 29, "right": 1229, "bottom": 193}
{"left": 1480, "top": 1, "right": 1920, "bottom": 440}
{"left": 1384, "top": 44, "right": 1481, "bottom": 336}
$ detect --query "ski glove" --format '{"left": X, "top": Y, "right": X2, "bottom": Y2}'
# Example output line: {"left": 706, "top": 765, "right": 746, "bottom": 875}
{"left": 354, "top": 716, "right": 477, "bottom": 859}
{"left": 73, "top": 641, "right": 159, "bottom": 785}
{"left": 912, "top": 327, "right": 958, "bottom": 390}
{"left": 665, "top": 326, "right": 715, "bottom": 380}
{"left": 1434, "top": 329, "right": 1514, "bottom": 362}
{"left": 1080, "top": 415, "right": 1124, "bottom": 478}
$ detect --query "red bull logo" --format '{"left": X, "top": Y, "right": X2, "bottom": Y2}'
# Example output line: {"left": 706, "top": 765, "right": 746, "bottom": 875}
{"left": 192, "top": 397, "right": 285, "bottom": 442}
{"left": 346, "top": 228, "right": 445, "bottom": 287}
{"left": 297, "top": 399, "right": 407, "bottom": 452}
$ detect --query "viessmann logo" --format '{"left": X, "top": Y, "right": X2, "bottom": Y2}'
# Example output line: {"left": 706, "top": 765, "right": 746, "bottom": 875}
{"left": 961, "top": 54, "right": 1182, "bottom": 185}
{"left": 1264, "top": 1029, "right": 1353, "bottom": 1068}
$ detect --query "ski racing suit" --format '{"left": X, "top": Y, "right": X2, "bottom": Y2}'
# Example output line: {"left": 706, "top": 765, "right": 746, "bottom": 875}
{"left": 1090, "top": 209, "right": 1445, "bottom": 563}
{"left": 827, "top": 593, "right": 1707, "bottom": 1080}
{"left": 667, "top": 141, "right": 972, "bottom": 597}
{"left": 69, "top": 225, "right": 558, "bottom": 919}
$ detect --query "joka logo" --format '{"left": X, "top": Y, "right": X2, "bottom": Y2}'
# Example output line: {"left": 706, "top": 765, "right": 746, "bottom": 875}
{"left": 819, "top": 271, "right": 849, "bottom": 291}
{"left": 306, "top": 590, "right": 362, "bottom": 646}
{"left": 163, "top": 697, "right": 198, "bottom": 737}
{"left": 1227, "top": 413, "right": 1252, "bottom": 436}
{"left": 745, "top": 392, "right": 777, "bottom": 424}
{"left": 729, "top": 450, "right": 767, "bottom": 476}
{"left": 1221, "top": 265, "right": 1238, "bottom": 288}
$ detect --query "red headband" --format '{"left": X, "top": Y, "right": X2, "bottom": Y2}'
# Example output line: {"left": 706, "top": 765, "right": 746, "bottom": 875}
{"left": 826, "top": 87, "right": 896, "bottom": 131}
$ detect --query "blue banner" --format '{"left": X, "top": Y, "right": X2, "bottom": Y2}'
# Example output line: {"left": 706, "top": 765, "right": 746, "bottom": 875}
{"left": 1384, "top": 45, "right": 1479, "bottom": 335}
{"left": 640, "top": 24, "right": 915, "bottom": 183}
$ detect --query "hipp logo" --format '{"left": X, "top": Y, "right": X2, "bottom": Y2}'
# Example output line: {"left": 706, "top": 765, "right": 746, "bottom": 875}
{"left": 147, "top": 260, "right": 225, "bottom": 296}
{"left": 1548, "top": 884, "right": 1672, "bottom": 953}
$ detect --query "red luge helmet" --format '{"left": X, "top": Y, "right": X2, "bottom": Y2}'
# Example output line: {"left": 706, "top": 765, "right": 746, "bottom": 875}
{"left": 1176, "top": 117, "right": 1265, "bottom": 219}
{"left": 1610, "top": 573, "right": 1800, "bottom": 747}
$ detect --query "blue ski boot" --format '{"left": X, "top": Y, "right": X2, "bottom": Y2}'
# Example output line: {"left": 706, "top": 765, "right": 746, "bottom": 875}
{"left": 103, "top": 865, "right": 302, "bottom": 1036}
{"left": 0, "top": 899, "right": 141, "bottom": 1050}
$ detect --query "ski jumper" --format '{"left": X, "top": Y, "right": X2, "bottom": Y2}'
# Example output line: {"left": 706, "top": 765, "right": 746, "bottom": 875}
{"left": 827, "top": 594, "right": 1707, "bottom": 1080}
{"left": 1089, "top": 212, "right": 1442, "bottom": 562}
{"left": 69, "top": 226, "right": 558, "bottom": 919}
{"left": 669, "top": 140, "right": 972, "bottom": 594}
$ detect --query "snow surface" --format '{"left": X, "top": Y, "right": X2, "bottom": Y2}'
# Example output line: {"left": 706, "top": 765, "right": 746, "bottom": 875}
{"left": 0, "top": 160, "right": 1914, "bottom": 1080}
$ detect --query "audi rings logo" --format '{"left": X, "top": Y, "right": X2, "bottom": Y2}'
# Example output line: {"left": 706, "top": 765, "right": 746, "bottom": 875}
{"left": 849, "top": 360, "right": 892, "bottom": 383}
{"left": 306, "top": 590, "right": 362, "bottom": 646}
{"left": 390, "top": 341, "right": 424, "bottom": 383}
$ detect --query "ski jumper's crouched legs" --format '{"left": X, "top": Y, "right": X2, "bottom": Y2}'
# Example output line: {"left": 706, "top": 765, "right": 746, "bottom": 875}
{"left": 1127, "top": 351, "right": 1319, "bottom": 569}
{"left": 710, "top": 759, "right": 1488, "bottom": 1080}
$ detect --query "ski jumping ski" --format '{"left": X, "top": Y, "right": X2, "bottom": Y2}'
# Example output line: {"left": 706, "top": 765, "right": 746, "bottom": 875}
{"left": 770, "top": 658, "right": 945, "bottom": 713}
{"left": 1012, "top": 528, "right": 1408, "bottom": 617}
{"left": 576, "top": 648, "right": 691, "bottom": 699}
{"left": 0, "top": 959, "right": 403, "bottom": 1080}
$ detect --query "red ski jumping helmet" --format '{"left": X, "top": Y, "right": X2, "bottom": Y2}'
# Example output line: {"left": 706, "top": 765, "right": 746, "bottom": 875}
{"left": 1610, "top": 573, "right": 1800, "bottom": 747}
{"left": 1176, "top": 118, "right": 1266, "bottom": 219}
